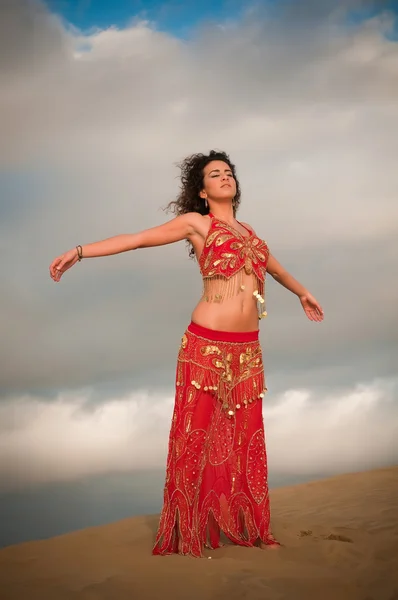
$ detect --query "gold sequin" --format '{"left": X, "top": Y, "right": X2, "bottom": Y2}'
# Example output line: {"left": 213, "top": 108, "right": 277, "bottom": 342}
{"left": 199, "top": 218, "right": 268, "bottom": 314}
{"left": 215, "top": 234, "right": 234, "bottom": 247}
{"left": 200, "top": 345, "right": 221, "bottom": 356}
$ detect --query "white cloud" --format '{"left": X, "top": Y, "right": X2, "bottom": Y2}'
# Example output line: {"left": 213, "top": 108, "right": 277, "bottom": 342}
{"left": 0, "top": 390, "right": 174, "bottom": 490}
{"left": 0, "top": 377, "right": 396, "bottom": 491}
{"left": 265, "top": 378, "right": 398, "bottom": 474}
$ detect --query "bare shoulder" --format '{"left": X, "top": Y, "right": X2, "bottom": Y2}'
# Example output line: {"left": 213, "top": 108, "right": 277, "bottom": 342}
{"left": 185, "top": 211, "right": 210, "bottom": 225}
{"left": 184, "top": 212, "right": 211, "bottom": 238}
{"left": 240, "top": 220, "right": 257, "bottom": 235}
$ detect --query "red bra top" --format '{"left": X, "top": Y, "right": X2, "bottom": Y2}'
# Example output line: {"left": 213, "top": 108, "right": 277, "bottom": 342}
{"left": 199, "top": 213, "right": 269, "bottom": 283}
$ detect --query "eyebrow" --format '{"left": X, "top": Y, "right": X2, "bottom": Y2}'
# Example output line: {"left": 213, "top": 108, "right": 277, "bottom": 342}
{"left": 208, "top": 168, "right": 233, "bottom": 174}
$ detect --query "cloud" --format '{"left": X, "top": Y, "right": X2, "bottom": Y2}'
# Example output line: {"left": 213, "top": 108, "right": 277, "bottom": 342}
{"left": 0, "top": 0, "right": 397, "bottom": 427}
{"left": 0, "top": 388, "right": 174, "bottom": 491}
{"left": 0, "top": 377, "right": 396, "bottom": 491}
{"left": 266, "top": 377, "right": 398, "bottom": 474}
{"left": 0, "top": 0, "right": 71, "bottom": 78}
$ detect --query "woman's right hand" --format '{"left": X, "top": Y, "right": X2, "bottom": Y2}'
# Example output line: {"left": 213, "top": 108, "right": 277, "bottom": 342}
{"left": 49, "top": 248, "right": 79, "bottom": 282}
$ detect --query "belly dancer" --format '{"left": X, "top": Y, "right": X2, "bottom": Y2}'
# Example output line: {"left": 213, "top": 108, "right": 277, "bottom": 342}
{"left": 49, "top": 150, "right": 324, "bottom": 558}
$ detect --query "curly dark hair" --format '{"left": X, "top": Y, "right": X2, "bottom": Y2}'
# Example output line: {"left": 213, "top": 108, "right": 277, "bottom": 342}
{"left": 165, "top": 150, "right": 241, "bottom": 257}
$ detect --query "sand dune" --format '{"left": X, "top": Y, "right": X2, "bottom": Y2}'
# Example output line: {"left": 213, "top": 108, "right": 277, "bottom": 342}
{"left": 0, "top": 466, "right": 397, "bottom": 600}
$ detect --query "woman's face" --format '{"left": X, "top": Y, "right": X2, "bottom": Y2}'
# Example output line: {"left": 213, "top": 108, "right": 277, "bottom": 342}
{"left": 200, "top": 160, "right": 237, "bottom": 202}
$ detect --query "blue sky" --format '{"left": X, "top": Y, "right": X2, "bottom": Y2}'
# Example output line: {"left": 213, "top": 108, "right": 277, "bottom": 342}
{"left": 44, "top": 0, "right": 398, "bottom": 40}
{"left": 45, "top": 0, "right": 253, "bottom": 36}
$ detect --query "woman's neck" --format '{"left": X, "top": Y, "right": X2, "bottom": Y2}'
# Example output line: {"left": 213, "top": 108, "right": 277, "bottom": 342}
{"left": 209, "top": 206, "right": 235, "bottom": 224}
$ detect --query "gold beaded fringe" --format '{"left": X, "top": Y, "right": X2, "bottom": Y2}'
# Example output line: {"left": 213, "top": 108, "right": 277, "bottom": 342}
{"left": 201, "top": 272, "right": 268, "bottom": 320}
{"left": 176, "top": 351, "right": 267, "bottom": 420}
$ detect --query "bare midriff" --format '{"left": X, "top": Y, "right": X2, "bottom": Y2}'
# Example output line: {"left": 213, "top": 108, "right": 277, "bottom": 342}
{"left": 191, "top": 270, "right": 262, "bottom": 333}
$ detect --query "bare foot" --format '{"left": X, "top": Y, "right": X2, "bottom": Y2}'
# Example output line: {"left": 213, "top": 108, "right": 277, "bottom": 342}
{"left": 257, "top": 535, "right": 281, "bottom": 550}
{"left": 205, "top": 542, "right": 225, "bottom": 550}
{"left": 259, "top": 541, "right": 281, "bottom": 549}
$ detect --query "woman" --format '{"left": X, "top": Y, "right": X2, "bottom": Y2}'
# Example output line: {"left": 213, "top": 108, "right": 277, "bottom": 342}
{"left": 49, "top": 150, "right": 324, "bottom": 558}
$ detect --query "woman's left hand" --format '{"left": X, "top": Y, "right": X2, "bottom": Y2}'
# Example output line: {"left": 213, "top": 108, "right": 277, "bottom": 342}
{"left": 299, "top": 293, "right": 324, "bottom": 322}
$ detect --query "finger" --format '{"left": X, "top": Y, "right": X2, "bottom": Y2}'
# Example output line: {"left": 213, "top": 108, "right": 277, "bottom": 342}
{"left": 50, "top": 265, "right": 58, "bottom": 281}
{"left": 53, "top": 263, "right": 63, "bottom": 281}
{"left": 50, "top": 258, "right": 62, "bottom": 279}
{"left": 308, "top": 299, "right": 323, "bottom": 316}
{"left": 53, "top": 267, "right": 61, "bottom": 281}
{"left": 309, "top": 305, "right": 323, "bottom": 321}
{"left": 50, "top": 256, "right": 61, "bottom": 268}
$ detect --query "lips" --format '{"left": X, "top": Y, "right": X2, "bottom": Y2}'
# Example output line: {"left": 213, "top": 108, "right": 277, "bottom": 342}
{"left": 221, "top": 184, "right": 231, "bottom": 188}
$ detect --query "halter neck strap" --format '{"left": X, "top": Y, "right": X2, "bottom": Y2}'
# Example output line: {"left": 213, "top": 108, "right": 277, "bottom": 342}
{"left": 208, "top": 212, "right": 252, "bottom": 236}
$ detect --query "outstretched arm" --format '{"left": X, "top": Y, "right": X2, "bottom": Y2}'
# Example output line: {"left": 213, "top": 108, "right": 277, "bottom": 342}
{"left": 49, "top": 213, "right": 201, "bottom": 282}
{"left": 267, "top": 254, "right": 308, "bottom": 296}
{"left": 267, "top": 254, "right": 324, "bottom": 322}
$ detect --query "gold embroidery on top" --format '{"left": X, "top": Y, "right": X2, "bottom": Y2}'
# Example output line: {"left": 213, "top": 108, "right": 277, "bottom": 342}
{"left": 199, "top": 219, "right": 268, "bottom": 311}
{"left": 215, "top": 234, "right": 235, "bottom": 247}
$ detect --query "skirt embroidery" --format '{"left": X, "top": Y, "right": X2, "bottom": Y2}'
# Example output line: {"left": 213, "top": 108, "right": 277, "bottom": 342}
{"left": 152, "top": 321, "right": 278, "bottom": 557}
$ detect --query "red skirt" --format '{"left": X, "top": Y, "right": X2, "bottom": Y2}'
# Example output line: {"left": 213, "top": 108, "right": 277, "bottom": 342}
{"left": 152, "top": 321, "right": 278, "bottom": 557}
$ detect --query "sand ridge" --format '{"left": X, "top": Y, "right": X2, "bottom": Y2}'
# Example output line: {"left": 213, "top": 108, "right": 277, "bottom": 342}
{"left": 0, "top": 466, "right": 397, "bottom": 600}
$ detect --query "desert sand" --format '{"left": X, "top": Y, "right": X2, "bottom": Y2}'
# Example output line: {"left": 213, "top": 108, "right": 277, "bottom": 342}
{"left": 0, "top": 465, "right": 397, "bottom": 600}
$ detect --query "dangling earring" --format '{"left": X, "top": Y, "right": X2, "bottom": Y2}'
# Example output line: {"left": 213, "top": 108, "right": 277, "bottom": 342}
{"left": 204, "top": 197, "right": 208, "bottom": 209}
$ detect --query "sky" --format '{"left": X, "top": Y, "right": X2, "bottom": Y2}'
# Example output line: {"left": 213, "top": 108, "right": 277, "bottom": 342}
{"left": 1, "top": 0, "right": 398, "bottom": 547}
{"left": 45, "top": 0, "right": 251, "bottom": 36}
